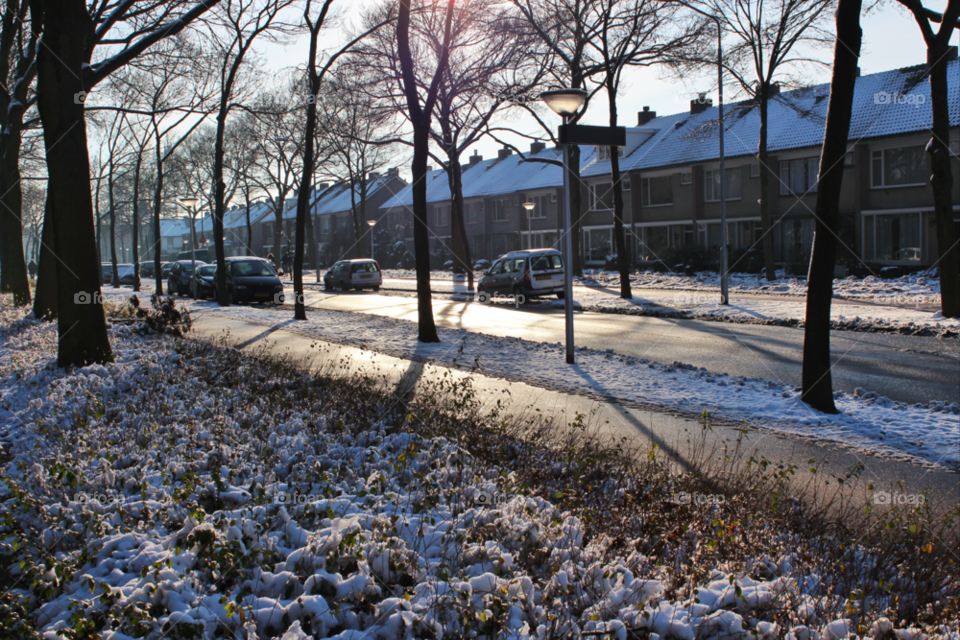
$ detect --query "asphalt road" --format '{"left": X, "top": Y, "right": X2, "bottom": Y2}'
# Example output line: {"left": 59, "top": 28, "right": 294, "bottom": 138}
{"left": 290, "top": 288, "right": 960, "bottom": 406}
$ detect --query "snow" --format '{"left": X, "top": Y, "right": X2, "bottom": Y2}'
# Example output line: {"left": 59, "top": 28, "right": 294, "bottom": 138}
{"left": 1, "top": 297, "right": 957, "bottom": 639}
{"left": 198, "top": 302, "right": 960, "bottom": 471}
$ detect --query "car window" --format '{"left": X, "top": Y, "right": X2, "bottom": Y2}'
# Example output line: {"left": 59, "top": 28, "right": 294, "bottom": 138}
{"left": 351, "top": 262, "right": 379, "bottom": 273}
{"left": 511, "top": 259, "right": 526, "bottom": 272}
{"left": 198, "top": 265, "right": 216, "bottom": 276}
{"left": 231, "top": 261, "right": 275, "bottom": 277}
{"left": 489, "top": 260, "right": 503, "bottom": 275}
{"left": 531, "top": 255, "right": 562, "bottom": 270}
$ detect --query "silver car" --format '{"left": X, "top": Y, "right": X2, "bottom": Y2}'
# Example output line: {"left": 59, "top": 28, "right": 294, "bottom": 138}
{"left": 477, "top": 248, "right": 565, "bottom": 303}
{"left": 324, "top": 259, "right": 383, "bottom": 292}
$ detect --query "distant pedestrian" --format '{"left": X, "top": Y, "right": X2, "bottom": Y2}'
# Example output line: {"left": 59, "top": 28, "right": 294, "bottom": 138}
{"left": 27, "top": 259, "right": 37, "bottom": 279}
{"left": 282, "top": 251, "right": 292, "bottom": 276}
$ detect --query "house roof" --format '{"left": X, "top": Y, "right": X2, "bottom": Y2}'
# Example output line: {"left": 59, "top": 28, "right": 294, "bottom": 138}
{"left": 382, "top": 58, "right": 959, "bottom": 208}
{"left": 159, "top": 219, "right": 190, "bottom": 237}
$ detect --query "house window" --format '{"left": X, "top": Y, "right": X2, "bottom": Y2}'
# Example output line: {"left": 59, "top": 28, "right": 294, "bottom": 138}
{"left": 321, "top": 216, "right": 330, "bottom": 233}
{"left": 590, "top": 183, "right": 615, "bottom": 210}
{"left": 750, "top": 163, "right": 760, "bottom": 178}
{"left": 597, "top": 146, "right": 625, "bottom": 161}
{"left": 433, "top": 205, "right": 450, "bottom": 227}
{"left": 680, "top": 172, "right": 692, "bottom": 185}
{"left": 330, "top": 216, "right": 338, "bottom": 232}
{"left": 863, "top": 213, "right": 922, "bottom": 261}
{"left": 871, "top": 146, "right": 928, "bottom": 188}
{"left": 704, "top": 168, "right": 741, "bottom": 201}
{"left": 526, "top": 194, "right": 548, "bottom": 219}
{"left": 464, "top": 201, "right": 483, "bottom": 224}
{"left": 642, "top": 176, "right": 673, "bottom": 207}
{"left": 583, "top": 227, "right": 613, "bottom": 262}
{"left": 492, "top": 199, "right": 509, "bottom": 222}
{"left": 622, "top": 177, "right": 631, "bottom": 191}
{"left": 521, "top": 231, "right": 557, "bottom": 250}
{"left": 779, "top": 157, "right": 819, "bottom": 195}
{"left": 636, "top": 223, "right": 692, "bottom": 260}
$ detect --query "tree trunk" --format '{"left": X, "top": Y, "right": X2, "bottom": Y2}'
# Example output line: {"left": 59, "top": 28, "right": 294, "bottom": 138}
{"left": 0, "top": 64, "right": 31, "bottom": 305}
{"left": 758, "top": 87, "right": 778, "bottom": 281}
{"left": 801, "top": 0, "right": 862, "bottom": 414}
{"left": 108, "top": 167, "right": 119, "bottom": 288}
{"left": 131, "top": 155, "right": 142, "bottom": 291}
{"left": 33, "top": 189, "right": 57, "bottom": 320}
{"left": 151, "top": 133, "right": 165, "bottom": 294}
{"left": 446, "top": 150, "right": 474, "bottom": 291}
{"left": 410, "top": 123, "right": 440, "bottom": 342}
{"left": 34, "top": 0, "right": 113, "bottom": 366}
{"left": 927, "top": 38, "right": 960, "bottom": 318}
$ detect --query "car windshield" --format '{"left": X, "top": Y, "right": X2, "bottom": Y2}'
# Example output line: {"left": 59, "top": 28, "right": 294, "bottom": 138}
{"left": 181, "top": 263, "right": 197, "bottom": 274}
{"left": 531, "top": 255, "right": 562, "bottom": 270}
{"left": 231, "top": 261, "right": 274, "bottom": 277}
{"left": 198, "top": 265, "right": 216, "bottom": 276}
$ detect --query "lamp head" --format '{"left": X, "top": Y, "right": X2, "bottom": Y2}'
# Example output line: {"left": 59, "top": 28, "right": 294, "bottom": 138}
{"left": 366, "top": 220, "right": 377, "bottom": 227}
{"left": 540, "top": 89, "right": 587, "bottom": 117}
{"left": 522, "top": 202, "right": 536, "bottom": 211}
{"left": 180, "top": 196, "right": 198, "bottom": 209}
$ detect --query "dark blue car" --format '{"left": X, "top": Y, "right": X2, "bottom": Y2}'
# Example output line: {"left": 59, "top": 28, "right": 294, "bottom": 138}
{"left": 167, "top": 260, "right": 206, "bottom": 297}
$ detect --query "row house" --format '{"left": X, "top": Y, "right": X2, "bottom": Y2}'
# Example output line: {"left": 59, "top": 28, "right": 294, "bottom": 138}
{"left": 381, "top": 56, "right": 960, "bottom": 270}
{"left": 248, "top": 169, "right": 407, "bottom": 264}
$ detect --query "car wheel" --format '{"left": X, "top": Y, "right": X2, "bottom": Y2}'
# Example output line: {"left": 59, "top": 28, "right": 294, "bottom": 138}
{"left": 373, "top": 286, "right": 380, "bottom": 292}
{"left": 556, "top": 292, "right": 565, "bottom": 300}
{"left": 339, "top": 280, "right": 349, "bottom": 292}
{"left": 513, "top": 286, "right": 528, "bottom": 306}
{"left": 227, "top": 288, "right": 235, "bottom": 305}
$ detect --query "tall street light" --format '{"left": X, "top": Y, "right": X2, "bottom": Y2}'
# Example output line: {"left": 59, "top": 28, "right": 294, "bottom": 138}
{"left": 367, "top": 219, "right": 377, "bottom": 259}
{"left": 541, "top": 88, "right": 587, "bottom": 364}
{"left": 180, "top": 196, "right": 199, "bottom": 297}
{"left": 522, "top": 202, "right": 536, "bottom": 249}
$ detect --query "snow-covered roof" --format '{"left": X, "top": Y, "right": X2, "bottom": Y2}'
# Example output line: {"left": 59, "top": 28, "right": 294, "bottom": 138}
{"left": 383, "top": 59, "right": 959, "bottom": 207}
{"left": 159, "top": 219, "right": 189, "bottom": 237}
{"left": 277, "top": 174, "right": 404, "bottom": 220}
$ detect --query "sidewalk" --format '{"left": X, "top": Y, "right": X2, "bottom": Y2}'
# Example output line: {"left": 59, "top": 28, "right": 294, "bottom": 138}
{"left": 190, "top": 311, "right": 958, "bottom": 511}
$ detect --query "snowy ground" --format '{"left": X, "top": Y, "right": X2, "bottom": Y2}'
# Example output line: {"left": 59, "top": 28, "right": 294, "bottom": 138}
{"left": 195, "top": 302, "right": 960, "bottom": 472}
{"left": 1, "top": 298, "right": 957, "bottom": 640}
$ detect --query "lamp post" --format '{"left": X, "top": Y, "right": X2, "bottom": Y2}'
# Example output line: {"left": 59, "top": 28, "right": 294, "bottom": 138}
{"left": 540, "top": 88, "right": 587, "bottom": 365}
{"left": 522, "top": 202, "right": 536, "bottom": 250}
{"left": 180, "top": 196, "right": 199, "bottom": 297}
{"left": 367, "top": 219, "right": 377, "bottom": 259}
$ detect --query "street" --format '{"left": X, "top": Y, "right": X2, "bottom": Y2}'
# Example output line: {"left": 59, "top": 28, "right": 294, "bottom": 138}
{"left": 288, "top": 287, "right": 960, "bottom": 407}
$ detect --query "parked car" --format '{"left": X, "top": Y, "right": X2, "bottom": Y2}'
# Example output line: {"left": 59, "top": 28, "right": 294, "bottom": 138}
{"left": 477, "top": 249, "right": 564, "bottom": 303}
{"left": 101, "top": 263, "right": 136, "bottom": 285}
{"left": 191, "top": 264, "right": 218, "bottom": 299}
{"left": 139, "top": 262, "right": 156, "bottom": 279}
{"left": 161, "top": 262, "right": 174, "bottom": 279}
{"left": 101, "top": 262, "right": 112, "bottom": 284}
{"left": 323, "top": 259, "right": 382, "bottom": 292}
{"left": 167, "top": 260, "right": 206, "bottom": 296}
{"left": 217, "top": 257, "right": 284, "bottom": 304}
{"left": 177, "top": 248, "right": 212, "bottom": 263}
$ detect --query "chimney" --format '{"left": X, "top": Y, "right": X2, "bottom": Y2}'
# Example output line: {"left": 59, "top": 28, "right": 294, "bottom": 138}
{"left": 530, "top": 141, "right": 546, "bottom": 154}
{"left": 426, "top": 165, "right": 433, "bottom": 173}
{"left": 388, "top": 166, "right": 400, "bottom": 177}
{"left": 368, "top": 171, "right": 380, "bottom": 181}
{"left": 690, "top": 93, "right": 712, "bottom": 115}
{"left": 469, "top": 151, "right": 483, "bottom": 166}
{"left": 317, "top": 182, "right": 330, "bottom": 192}
{"left": 768, "top": 82, "right": 781, "bottom": 96}
{"left": 497, "top": 146, "right": 513, "bottom": 160}
{"left": 637, "top": 106, "right": 657, "bottom": 125}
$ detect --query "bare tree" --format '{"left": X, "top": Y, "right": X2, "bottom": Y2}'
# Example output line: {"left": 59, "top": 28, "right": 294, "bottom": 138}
{"left": 206, "top": 0, "right": 299, "bottom": 307}
{"left": 585, "top": 0, "right": 702, "bottom": 299}
{"left": 31, "top": 0, "right": 219, "bottom": 366}
{"left": 895, "top": 0, "right": 960, "bottom": 318}
{"left": 801, "top": 0, "right": 862, "bottom": 413}
{"left": 0, "top": 0, "right": 37, "bottom": 306}
{"left": 683, "top": 0, "right": 836, "bottom": 282}
{"left": 396, "top": 0, "right": 456, "bottom": 343}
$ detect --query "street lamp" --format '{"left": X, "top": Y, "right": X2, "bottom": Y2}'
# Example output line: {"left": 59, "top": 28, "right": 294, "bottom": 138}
{"left": 180, "top": 196, "right": 199, "bottom": 297}
{"left": 522, "top": 202, "right": 536, "bottom": 249}
{"left": 367, "top": 219, "right": 377, "bottom": 259}
{"left": 541, "top": 88, "right": 587, "bottom": 365}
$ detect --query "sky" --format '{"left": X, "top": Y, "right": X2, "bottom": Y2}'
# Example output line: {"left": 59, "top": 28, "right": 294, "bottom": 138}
{"left": 259, "top": 1, "right": 957, "bottom": 176}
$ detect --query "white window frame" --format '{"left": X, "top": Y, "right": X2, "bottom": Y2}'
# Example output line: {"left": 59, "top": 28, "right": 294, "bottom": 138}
{"left": 433, "top": 205, "right": 450, "bottom": 227}
{"left": 464, "top": 200, "right": 482, "bottom": 225}
{"left": 750, "top": 163, "right": 760, "bottom": 178}
{"left": 492, "top": 199, "right": 509, "bottom": 222}
{"left": 590, "top": 183, "right": 615, "bottom": 211}
{"left": 779, "top": 157, "right": 820, "bottom": 196}
{"left": 680, "top": 172, "right": 693, "bottom": 185}
{"left": 641, "top": 175, "right": 673, "bottom": 207}
{"left": 597, "top": 146, "right": 625, "bottom": 161}
{"left": 526, "top": 194, "right": 548, "bottom": 219}
{"left": 870, "top": 146, "right": 929, "bottom": 189}
{"left": 550, "top": 193, "right": 557, "bottom": 203}
{"left": 622, "top": 177, "right": 631, "bottom": 191}
{"left": 704, "top": 168, "right": 742, "bottom": 202}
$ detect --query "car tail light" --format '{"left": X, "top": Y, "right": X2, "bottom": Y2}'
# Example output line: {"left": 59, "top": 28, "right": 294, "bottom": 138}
{"left": 523, "top": 269, "right": 531, "bottom": 282}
